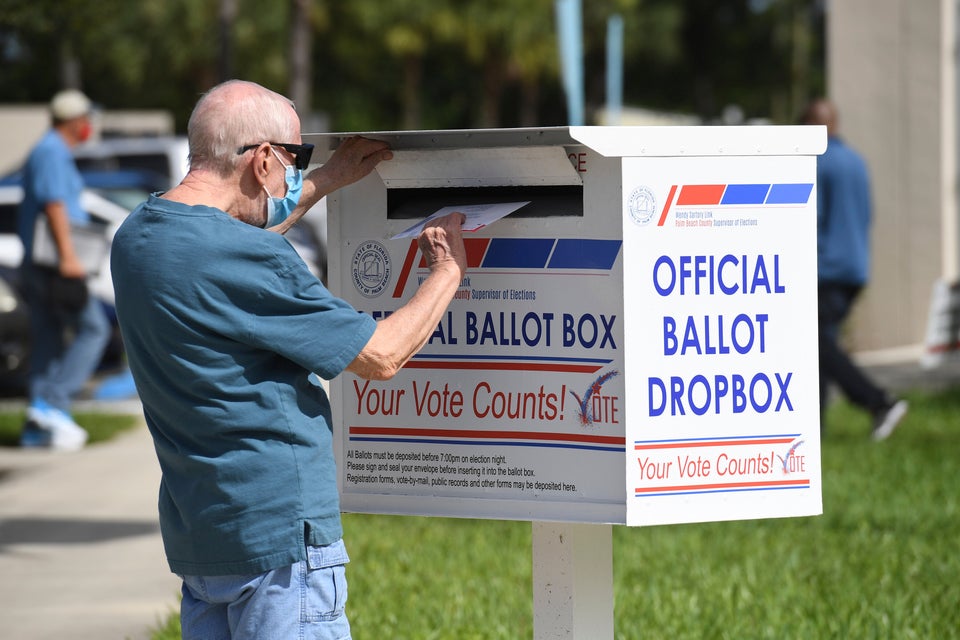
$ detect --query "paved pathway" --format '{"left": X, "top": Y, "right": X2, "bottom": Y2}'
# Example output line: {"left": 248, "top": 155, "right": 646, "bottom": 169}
{"left": 0, "top": 402, "right": 180, "bottom": 640}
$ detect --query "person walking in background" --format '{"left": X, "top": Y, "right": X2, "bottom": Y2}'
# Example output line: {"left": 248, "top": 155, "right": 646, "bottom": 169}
{"left": 111, "top": 80, "right": 466, "bottom": 639}
{"left": 16, "top": 89, "right": 111, "bottom": 450}
{"left": 803, "top": 97, "right": 908, "bottom": 440}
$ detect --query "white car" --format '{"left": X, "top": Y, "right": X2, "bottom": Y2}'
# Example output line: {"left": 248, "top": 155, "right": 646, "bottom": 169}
{"left": 0, "top": 184, "right": 129, "bottom": 302}
{"left": 74, "top": 136, "right": 328, "bottom": 282}
{"left": 73, "top": 136, "right": 190, "bottom": 191}
{"left": 0, "top": 184, "right": 130, "bottom": 391}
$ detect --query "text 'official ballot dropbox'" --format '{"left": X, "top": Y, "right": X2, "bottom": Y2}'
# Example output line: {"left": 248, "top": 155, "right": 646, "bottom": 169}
{"left": 307, "top": 126, "right": 827, "bottom": 528}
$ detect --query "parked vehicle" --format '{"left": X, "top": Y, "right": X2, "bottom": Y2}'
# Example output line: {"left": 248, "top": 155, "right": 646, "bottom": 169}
{"left": 74, "top": 136, "right": 328, "bottom": 281}
{"left": 0, "top": 264, "right": 29, "bottom": 395}
{"left": 72, "top": 136, "right": 189, "bottom": 190}
{"left": 0, "top": 136, "right": 330, "bottom": 393}
{"left": 0, "top": 184, "right": 130, "bottom": 393}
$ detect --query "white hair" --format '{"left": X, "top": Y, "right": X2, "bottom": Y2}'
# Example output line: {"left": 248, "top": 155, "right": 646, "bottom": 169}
{"left": 187, "top": 80, "right": 298, "bottom": 175}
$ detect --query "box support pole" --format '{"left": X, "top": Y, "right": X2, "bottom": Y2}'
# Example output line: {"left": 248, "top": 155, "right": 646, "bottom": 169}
{"left": 532, "top": 522, "right": 614, "bottom": 639}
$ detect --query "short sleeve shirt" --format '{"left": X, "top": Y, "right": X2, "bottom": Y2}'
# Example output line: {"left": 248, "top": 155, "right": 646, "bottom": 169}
{"left": 111, "top": 195, "right": 376, "bottom": 575}
{"left": 18, "top": 129, "right": 88, "bottom": 262}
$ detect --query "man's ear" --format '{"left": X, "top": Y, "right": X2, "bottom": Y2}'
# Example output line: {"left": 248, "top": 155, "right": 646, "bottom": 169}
{"left": 252, "top": 143, "right": 272, "bottom": 186}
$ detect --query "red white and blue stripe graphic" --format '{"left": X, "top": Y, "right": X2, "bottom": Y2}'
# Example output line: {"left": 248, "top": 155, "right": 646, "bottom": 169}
{"left": 392, "top": 237, "right": 622, "bottom": 298}
{"left": 634, "top": 434, "right": 811, "bottom": 497}
{"left": 657, "top": 182, "right": 813, "bottom": 226}
{"left": 349, "top": 425, "right": 626, "bottom": 453}
{"left": 405, "top": 354, "right": 613, "bottom": 374}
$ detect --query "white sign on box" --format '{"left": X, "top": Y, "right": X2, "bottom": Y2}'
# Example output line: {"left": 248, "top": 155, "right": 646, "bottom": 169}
{"left": 313, "top": 125, "right": 825, "bottom": 526}
{"left": 621, "top": 155, "right": 822, "bottom": 526}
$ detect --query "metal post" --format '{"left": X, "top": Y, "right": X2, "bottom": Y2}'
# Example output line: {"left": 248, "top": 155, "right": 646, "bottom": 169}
{"left": 532, "top": 522, "right": 614, "bottom": 639}
{"left": 555, "top": 0, "right": 585, "bottom": 126}
{"left": 606, "top": 15, "right": 624, "bottom": 126}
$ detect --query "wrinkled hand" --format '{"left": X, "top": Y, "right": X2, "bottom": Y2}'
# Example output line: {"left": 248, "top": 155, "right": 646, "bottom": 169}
{"left": 418, "top": 212, "right": 467, "bottom": 278}
{"left": 320, "top": 136, "right": 393, "bottom": 191}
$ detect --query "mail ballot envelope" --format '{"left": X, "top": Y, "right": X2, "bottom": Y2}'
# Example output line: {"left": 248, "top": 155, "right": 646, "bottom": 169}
{"left": 305, "top": 125, "right": 826, "bottom": 527}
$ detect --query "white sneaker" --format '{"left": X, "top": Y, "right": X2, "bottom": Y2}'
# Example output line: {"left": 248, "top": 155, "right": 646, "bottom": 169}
{"left": 871, "top": 399, "right": 908, "bottom": 442}
{"left": 26, "top": 405, "right": 88, "bottom": 451}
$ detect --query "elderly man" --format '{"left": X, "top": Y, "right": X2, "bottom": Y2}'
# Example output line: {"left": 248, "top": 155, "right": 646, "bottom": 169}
{"left": 111, "top": 80, "right": 466, "bottom": 639}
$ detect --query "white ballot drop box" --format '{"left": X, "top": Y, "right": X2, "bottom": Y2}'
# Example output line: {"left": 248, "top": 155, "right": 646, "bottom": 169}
{"left": 305, "top": 126, "right": 826, "bottom": 527}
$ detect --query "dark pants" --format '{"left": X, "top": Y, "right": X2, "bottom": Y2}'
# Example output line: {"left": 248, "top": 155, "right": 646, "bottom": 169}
{"left": 818, "top": 282, "right": 887, "bottom": 422}
{"left": 22, "top": 263, "right": 110, "bottom": 412}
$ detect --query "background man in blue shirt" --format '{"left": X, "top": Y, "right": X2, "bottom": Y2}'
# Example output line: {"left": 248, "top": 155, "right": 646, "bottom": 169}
{"left": 803, "top": 98, "right": 907, "bottom": 441}
{"left": 17, "top": 89, "right": 111, "bottom": 450}
{"left": 111, "top": 80, "right": 467, "bottom": 640}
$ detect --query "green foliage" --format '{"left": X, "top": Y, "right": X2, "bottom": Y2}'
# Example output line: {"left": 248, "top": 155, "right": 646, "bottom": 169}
{"left": 611, "top": 389, "right": 960, "bottom": 639}
{"left": 145, "top": 387, "right": 958, "bottom": 638}
{"left": 145, "top": 607, "right": 180, "bottom": 640}
{"left": 0, "top": 409, "right": 138, "bottom": 447}
{"left": 344, "top": 515, "right": 533, "bottom": 638}
{"left": 1, "top": 0, "right": 825, "bottom": 131}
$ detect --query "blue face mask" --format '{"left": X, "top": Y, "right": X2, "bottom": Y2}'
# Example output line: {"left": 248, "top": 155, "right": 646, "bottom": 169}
{"left": 263, "top": 148, "right": 303, "bottom": 227}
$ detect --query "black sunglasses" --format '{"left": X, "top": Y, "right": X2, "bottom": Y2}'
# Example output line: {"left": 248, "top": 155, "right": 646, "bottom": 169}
{"left": 236, "top": 142, "right": 315, "bottom": 170}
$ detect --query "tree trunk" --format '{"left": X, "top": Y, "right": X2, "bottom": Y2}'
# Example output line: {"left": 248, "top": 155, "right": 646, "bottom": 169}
{"left": 401, "top": 54, "right": 422, "bottom": 130}
{"left": 289, "top": 0, "right": 312, "bottom": 114}
{"left": 218, "top": 0, "right": 237, "bottom": 82}
{"left": 519, "top": 76, "right": 541, "bottom": 127}
{"left": 789, "top": 0, "right": 811, "bottom": 122}
{"left": 59, "top": 40, "right": 82, "bottom": 90}
{"left": 476, "top": 57, "right": 504, "bottom": 128}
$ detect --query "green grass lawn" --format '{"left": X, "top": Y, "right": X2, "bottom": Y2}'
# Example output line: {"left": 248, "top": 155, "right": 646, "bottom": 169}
{"left": 147, "top": 388, "right": 959, "bottom": 639}
{"left": 0, "top": 408, "right": 139, "bottom": 447}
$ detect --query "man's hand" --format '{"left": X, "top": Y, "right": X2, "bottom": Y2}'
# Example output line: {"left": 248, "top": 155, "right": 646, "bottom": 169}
{"left": 58, "top": 254, "right": 86, "bottom": 279}
{"left": 272, "top": 136, "right": 393, "bottom": 235}
{"left": 316, "top": 136, "right": 393, "bottom": 193}
{"left": 346, "top": 212, "right": 467, "bottom": 381}
{"left": 45, "top": 201, "right": 86, "bottom": 278}
{"left": 418, "top": 212, "right": 467, "bottom": 279}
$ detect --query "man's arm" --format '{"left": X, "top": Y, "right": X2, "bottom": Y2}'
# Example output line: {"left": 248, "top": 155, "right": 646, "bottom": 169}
{"left": 44, "top": 201, "right": 85, "bottom": 278}
{"left": 347, "top": 212, "right": 467, "bottom": 380}
{"left": 269, "top": 136, "right": 392, "bottom": 235}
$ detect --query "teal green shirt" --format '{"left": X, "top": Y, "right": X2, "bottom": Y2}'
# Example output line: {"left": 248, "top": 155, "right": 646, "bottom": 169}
{"left": 111, "top": 195, "right": 376, "bottom": 575}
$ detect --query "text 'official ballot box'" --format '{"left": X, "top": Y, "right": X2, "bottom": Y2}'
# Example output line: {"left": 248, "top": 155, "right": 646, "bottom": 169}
{"left": 306, "top": 126, "right": 827, "bottom": 527}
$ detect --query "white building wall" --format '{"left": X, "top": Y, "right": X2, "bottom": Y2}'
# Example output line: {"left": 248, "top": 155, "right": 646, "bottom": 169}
{"left": 0, "top": 107, "right": 175, "bottom": 177}
{"left": 827, "top": 0, "right": 956, "bottom": 359}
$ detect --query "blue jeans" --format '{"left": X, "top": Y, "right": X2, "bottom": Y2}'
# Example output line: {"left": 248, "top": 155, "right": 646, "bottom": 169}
{"left": 179, "top": 540, "right": 351, "bottom": 640}
{"left": 24, "top": 265, "right": 111, "bottom": 412}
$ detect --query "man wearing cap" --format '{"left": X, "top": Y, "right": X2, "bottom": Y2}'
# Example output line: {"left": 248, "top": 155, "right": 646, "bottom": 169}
{"left": 16, "top": 89, "right": 111, "bottom": 450}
